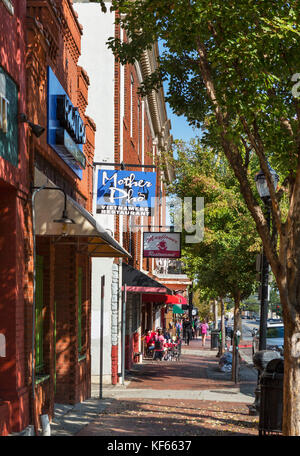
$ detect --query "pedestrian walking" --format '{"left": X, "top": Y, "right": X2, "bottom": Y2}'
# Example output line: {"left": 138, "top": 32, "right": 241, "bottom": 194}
{"left": 200, "top": 320, "right": 209, "bottom": 347}
{"left": 191, "top": 319, "right": 195, "bottom": 339}
{"left": 193, "top": 318, "right": 199, "bottom": 338}
{"left": 183, "top": 318, "right": 192, "bottom": 345}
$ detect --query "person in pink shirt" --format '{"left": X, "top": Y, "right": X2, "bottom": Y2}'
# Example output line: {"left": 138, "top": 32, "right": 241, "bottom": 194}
{"left": 145, "top": 330, "right": 155, "bottom": 357}
{"left": 201, "top": 320, "right": 209, "bottom": 347}
{"left": 153, "top": 328, "right": 165, "bottom": 361}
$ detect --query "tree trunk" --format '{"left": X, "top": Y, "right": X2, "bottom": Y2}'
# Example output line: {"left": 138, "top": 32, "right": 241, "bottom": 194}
{"left": 277, "top": 278, "right": 300, "bottom": 435}
{"left": 220, "top": 297, "right": 225, "bottom": 356}
{"left": 214, "top": 299, "right": 218, "bottom": 330}
{"left": 282, "top": 320, "right": 300, "bottom": 435}
{"left": 196, "top": 36, "right": 300, "bottom": 434}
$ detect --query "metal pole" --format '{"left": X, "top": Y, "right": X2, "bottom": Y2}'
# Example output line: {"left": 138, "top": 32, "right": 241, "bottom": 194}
{"left": 121, "top": 284, "right": 127, "bottom": 385}
{"left": 188, "top": 288, "right": 193, "bottom": 323}
{"left": 258, "top": 203, "right": 271, "bottom": 351}
{"left": 234, "top": 330, "right": 241, "bottom": 384}
{"left": 99, "top": 275, "right": 105, "bottom": 399}
{"left": 31, "top": 185, "right": 47, "bottom": 435}
{"left": 248, "top": 202, "right": 271, "bottom": 415}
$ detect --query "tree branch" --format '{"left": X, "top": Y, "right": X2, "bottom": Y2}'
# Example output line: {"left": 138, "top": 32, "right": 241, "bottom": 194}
{"left": 195, "top": 40, "right": 281, "bottom": 277}
{"left": 239, "top": 115, "right": 283, "bottom": 237}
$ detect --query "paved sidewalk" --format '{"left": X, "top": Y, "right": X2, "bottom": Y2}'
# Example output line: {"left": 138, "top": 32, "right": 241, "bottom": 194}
{"left": 50, "top": 338, "right": 259, "bottom": 436}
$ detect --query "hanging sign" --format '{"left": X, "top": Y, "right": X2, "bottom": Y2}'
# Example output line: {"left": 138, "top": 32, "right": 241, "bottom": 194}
{"left": 47, "top": 66, "right": 86, "bottom": 179}
{"left": 143, "top": 232, "right": 181, "bottom": 258}
{"left": 96, "top": 169, "right": 156, "bottom": 216}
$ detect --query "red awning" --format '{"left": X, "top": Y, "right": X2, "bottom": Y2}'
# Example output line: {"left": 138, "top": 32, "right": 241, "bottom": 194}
{"left": 175, "top": 294, "right": 187, "bottom": 304}
{"left": 142, "top": 294, "right": 187, "bottom": 304}
{"left": 123, "top": 286, "right": 167, "bottom": 293}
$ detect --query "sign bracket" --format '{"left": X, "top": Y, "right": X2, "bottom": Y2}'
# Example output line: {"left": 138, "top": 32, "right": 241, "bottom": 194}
{"left": 94, "top": 161, "right": 156, "bottom": 169}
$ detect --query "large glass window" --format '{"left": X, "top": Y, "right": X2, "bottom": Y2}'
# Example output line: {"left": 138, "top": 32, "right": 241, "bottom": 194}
{"left": 0, "top": 66, "right": 18, "bottom": 166}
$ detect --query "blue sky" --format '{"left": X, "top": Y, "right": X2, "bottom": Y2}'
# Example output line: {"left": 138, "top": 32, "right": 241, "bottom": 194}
{"left": 166, "top": 105, "right": 200, "bottom": 143}
{"left": 158, "top": 40, "right": 201, "bottom": 143}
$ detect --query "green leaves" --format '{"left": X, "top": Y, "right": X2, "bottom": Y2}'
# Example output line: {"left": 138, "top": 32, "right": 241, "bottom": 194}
{"left": 106, "top": 0, "right": 299, "bottom": 183}
{"left": 167, "top": 141, "right": 259, "bottom": 300}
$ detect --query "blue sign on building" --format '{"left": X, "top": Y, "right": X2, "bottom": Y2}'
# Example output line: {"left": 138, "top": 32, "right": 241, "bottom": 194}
{"left": 97, "top": 169, "right": 157, "bottom": 216}
{"left": 47, "top": 66, "right": 86, "bottom": 179}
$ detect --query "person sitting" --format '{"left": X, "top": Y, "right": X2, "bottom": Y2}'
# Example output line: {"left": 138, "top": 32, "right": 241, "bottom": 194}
{"left": 145, "top": 330, "right": 155, "bottom": 357}
{"left": 153, "top": 328, "right": 165, "bottom": 361}
{"left": 163, "top": 329, "right": 171, "bottom": 341}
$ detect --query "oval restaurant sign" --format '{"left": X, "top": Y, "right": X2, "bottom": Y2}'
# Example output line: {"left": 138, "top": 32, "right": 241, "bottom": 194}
{"left": 96, "top": 169, "right": 156, "bottom": 216}
{"left": 143, "top": 232, "right": 181, "bottom": 258}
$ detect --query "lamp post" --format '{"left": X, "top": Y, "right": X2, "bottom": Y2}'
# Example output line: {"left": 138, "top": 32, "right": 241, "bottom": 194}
{"left": 248, "top": 165, "right": 279, "bottom": 415}
{"left": 188, "top": 286, "right": 193, "bottom": 323}
{"left": 254, "top": 167, "right": 279, "bottom": 351}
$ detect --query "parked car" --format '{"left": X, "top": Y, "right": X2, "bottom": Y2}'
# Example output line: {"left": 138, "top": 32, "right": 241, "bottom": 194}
{"left": 252, "top": 323, "right": 284, "bottom": 356}
{"left": 267, "top": 318, "right": 283, "bottom": 325}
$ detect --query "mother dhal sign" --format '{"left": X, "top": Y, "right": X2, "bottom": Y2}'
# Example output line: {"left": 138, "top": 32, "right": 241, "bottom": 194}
{"left": 96, "top": 169, "right": 156, "bottom": 216}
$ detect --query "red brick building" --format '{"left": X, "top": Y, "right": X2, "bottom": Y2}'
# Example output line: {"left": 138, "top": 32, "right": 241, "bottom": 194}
{"left": 0, "top": 0, "right": 29, "bottom": 436}
{"left": 0, "top": 0, "right": 128, "bottom": 436}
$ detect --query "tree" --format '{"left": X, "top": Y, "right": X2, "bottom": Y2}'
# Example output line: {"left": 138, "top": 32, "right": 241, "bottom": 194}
{"left": 169, "top": 140, "right": 258, "bottom": 370}
{"left": 101, "top": 0, "right": 300, "bottom": 435}
{"left": 192, "top": 289, "right": 214, "bottom": 323}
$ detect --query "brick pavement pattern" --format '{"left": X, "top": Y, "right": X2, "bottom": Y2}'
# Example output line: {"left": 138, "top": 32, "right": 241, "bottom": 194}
{"left": 76, "top": 338, "right": 259, "bottom": 436}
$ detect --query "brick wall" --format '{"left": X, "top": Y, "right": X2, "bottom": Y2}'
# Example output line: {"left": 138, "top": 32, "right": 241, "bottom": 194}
{"left": 0, "top": 187, "right": 30, "bottom": 433}
{"left": 54, "top": 244, "right": 91, "bottom": 405}
{"left": 26, "top": 0, "right": 94, "bottom": 411}
{"left": 26, "top": 0, "right": 95, "bottom": 209}
{"left": 0, "top": 1, "right": 30, "bottom": 434}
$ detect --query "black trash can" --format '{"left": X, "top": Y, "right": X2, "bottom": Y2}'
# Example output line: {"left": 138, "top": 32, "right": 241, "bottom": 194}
{"left": 210, "top": 330, "right": 220, "bottom": 349}
{"left": 259, "top": 358, "right": 284, "bottom": 435}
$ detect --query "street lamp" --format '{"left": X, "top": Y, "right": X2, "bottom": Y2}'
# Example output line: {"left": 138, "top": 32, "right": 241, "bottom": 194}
{"left": 255, "top": 166, "right": 279, "bottom": 203}
{"left": 254, "top": 166, "right": 279, "bottom": 351}
{"left": 249, "top": 165, "right": 279, "bottom": 416}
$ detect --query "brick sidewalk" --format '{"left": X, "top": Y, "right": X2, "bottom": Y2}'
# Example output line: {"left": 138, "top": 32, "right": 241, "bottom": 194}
{"left": 75, "top": 338, "right": 259, "bottom": 436}
{"left": 76, "top": 398, "right": 258, "bottom": 436}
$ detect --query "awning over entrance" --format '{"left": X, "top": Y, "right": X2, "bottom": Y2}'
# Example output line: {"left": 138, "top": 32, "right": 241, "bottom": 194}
{"left": 122, "top": 263, "right": 172, "bottom": 293}
{"left": 172, "top": 304, "right": 185, "bottom": 314}
{"left": 33, "top": 176, "right": 130, "bottom": 258}
{"left": 142, "top": 294, "right": 187, "bottom": 304}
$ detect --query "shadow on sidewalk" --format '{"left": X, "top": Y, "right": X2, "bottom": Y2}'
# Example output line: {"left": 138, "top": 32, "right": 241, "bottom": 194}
{"left": 125, "top": 338, "right": 256, "bottom": 397}
{"left": 75, "top": 397, "right": 259, "bottom": 436}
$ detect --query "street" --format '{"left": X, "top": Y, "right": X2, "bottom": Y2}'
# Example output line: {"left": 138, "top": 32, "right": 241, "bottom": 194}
{"left": 51, "top": 336, "right": 259, "bottom": 437}
{"left": 241, "top": 318, "right": 259, "bottom": 342}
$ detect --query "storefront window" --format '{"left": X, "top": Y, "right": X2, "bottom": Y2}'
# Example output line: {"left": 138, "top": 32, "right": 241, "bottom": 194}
{"left": 0, "top": 66, "right": 18, "bottom": 166}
